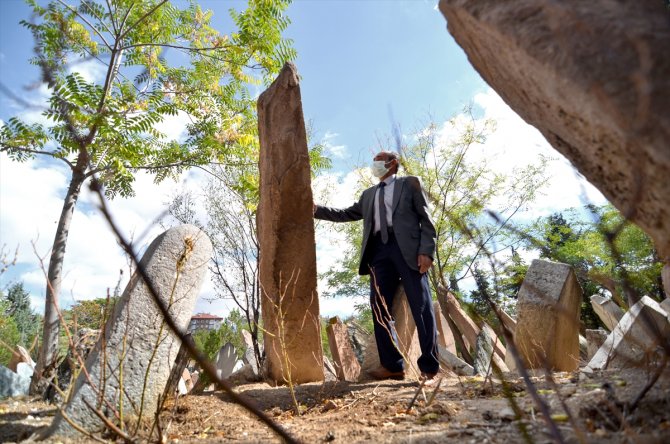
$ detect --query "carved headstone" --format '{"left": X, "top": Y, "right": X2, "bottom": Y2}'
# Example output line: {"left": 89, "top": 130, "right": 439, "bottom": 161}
{"left": 434, "top": 301, "right": 457, "bottom": 355}
{"left": 438, "top": 0, "right": 670, "bottom": 261}
{"left": 586, "top": 296, "right": 670, "bottom": 371}
{"left": 46, "top": 225, "right": 212, "bottom": 437}
{"left": 326, "top": 317, "right": 361, "bottom": 382}
{"left": 257, "top": 62, "right": 323, "bottom": 383}
{"left": 513, "top": 260, "right": 582, "bottom": 371}
{"left": 590, "top": 295, "right": 625, "bottom": 332}
{"left": 361, "top": 287, "right": 421, "bottom": 380}
{"left": 257, "top": 62, "right": 324, "bottom": 384}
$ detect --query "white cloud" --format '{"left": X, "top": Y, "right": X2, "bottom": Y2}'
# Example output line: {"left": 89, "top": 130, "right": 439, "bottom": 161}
{"left": 321, "top": 130, "right": 348, "bottom": 159}
{"left": 69, "top": 59, "right": 107, "bottom": 83}
{"left": 0, "top": 152, "right": 215, "bottom": 315}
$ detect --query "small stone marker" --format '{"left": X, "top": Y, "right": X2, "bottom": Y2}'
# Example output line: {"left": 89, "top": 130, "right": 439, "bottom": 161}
{"left": 215, "top": 343, "right": 238, "bottom": 380}
{"left": 326, "top": 317, "right": 361, "bottom": 382}
{"left": 590, "top": 295, "right": 625, "bottom": 331}
{"left": 473, "top": 328, "right": 494, "bottom": 376}
{"left": 240, "top": 329, "right": 260, "bottom": 377}
{"left": 585, "top": 329, "right": 608, "bottom": 362}
{"left": 361, "top": 287, "right": 422, "bottom": 379}
{"left": 0, "top": 364, "right": 31, "bottom": 399}
{"left": 434, "top": 301, "right": 457, "bottom": 355}
{"left": 513, "top": 260, "right": 582, "bottom": 371}
{"left": 437, "top": 290, "right": 480, "bottom": 351}
{"left": 438, "top": 346, "right": 474, "bottom": 376}
{"left": 257, "top": 61, "right": 324, "bottom": 384}
{"left": 46, "top": 225, "right": 212, "bottom": 437}
{"left": 586, "top": 296, "right": 670, "bottom": 371}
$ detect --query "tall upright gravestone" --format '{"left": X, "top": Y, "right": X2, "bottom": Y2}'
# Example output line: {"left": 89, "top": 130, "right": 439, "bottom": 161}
{"left": 257, "top": 62, "right": 324, "bottom": 384}
{"left": 46, "top": 225, "right": 212, "bottom": 437}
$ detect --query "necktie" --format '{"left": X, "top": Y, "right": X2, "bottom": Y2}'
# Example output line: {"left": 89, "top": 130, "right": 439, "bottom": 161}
{"left": 379, "top": 182, "right": 388, "bottom": 244}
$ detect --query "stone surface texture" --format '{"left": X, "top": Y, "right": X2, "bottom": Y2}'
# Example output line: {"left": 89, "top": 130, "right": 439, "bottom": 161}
{"left": 513, "top": 260, "right": 582, "bottom": 371}
{"left": 438, "top": 0, "right": 670, "bottom": 261}
{"left": 0, "top": 365, "right": 30, "bottom": 399}
{"left": 215, "top": 343, "right": 238, "bottom": 380}
{"left": 434, "top": 301, "right": 457, "bottom": 355}
{"left": 47, "top": 225, "right": 212, "bottom": 436}
{"left": 590, "top": 295, "right": 625, "bottom": 331}
{"left": 662, "top": 264, "right": 670, "bottom": 298}
{"left": 326, "top": 317, "right": 361, "bottom": 382}
{"left": 438, "top": 347, "right": 474, "bottom": 376}
{"left": 257, "top": 62, "right": 323, "bottom": 384}
{"left": 585, "top": 329, "right": 609, "bottom": 362}
{"left": 499, "top": 309, "right": 516, "bottom": 336}
{"left": 439, "top": 290, "right": 480, "bottom": 351}
{"left": 240, "top": 330, "right": 260, "bottom": 377}
{"left": 587, "top": 296, "right": 670, "bottom": 371}
{"left": 360, "top": 287, "right": 421, "bottom": 380}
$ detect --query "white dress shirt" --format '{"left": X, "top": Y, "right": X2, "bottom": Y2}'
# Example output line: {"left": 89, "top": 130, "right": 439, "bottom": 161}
{"left": 374, "top": 175, "right": 395, "bottom": 233}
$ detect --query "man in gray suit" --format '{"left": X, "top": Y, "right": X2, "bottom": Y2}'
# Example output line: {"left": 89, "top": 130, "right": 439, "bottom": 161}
{"left": 314, "top": 151, "right": 440, "bottom": 382}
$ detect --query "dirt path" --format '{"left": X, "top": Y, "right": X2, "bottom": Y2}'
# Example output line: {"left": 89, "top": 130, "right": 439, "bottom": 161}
{"left": 2, "top": 368, "right": 669, "bottom": 443}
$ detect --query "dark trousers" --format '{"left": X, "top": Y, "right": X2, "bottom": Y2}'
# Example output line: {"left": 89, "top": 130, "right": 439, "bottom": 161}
{"left": 367, "top": 232, "right": 440, "bottom": 374}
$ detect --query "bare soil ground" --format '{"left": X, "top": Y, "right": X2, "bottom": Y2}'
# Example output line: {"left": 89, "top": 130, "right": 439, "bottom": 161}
{"left": 2, "top": 368, "right": 669, "bottom": 443}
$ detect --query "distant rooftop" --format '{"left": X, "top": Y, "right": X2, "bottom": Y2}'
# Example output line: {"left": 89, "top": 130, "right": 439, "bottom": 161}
{"left": 190, "top": 313, "right": 223, "bottom": 320}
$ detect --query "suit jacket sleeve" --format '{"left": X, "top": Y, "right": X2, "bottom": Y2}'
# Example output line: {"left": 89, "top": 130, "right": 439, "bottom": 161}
{"left": 409, "top": 177, "right": 437, "bottom": 258}
{"left": 314, "top": 196, "right": 363, "bottom": 222}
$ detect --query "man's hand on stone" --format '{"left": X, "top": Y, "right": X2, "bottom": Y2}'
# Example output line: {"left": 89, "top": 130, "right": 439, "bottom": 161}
{"left": 418, "top": 254, "right": 433, "bottom": 274}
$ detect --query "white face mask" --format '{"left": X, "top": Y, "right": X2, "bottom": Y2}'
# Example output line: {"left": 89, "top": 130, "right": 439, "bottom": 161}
{"left": 371, "top": 160, "right": 390, "bottom": 178}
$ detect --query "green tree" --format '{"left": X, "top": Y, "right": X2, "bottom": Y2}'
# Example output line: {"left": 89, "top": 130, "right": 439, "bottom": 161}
{"left": 4, "top": 282, "right": 41, "bottom": 347}
{"left": 0, "top": 298, "right": 21, "bottom": 366}
{"left": 528, "top": 204, "right": 664, "bottom": 328}
{"left": 0, "top": 0, "right": 295, "bottom": 394}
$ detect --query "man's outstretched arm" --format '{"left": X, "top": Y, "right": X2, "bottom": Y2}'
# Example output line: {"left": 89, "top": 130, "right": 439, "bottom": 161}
{"left": 314, "top": 198, "right": 363, "bottom": 223}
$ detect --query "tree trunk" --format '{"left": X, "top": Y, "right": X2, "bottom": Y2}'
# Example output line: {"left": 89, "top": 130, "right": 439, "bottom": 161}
{"left": 30, "top": 161, "right": 86, "bottom": 395}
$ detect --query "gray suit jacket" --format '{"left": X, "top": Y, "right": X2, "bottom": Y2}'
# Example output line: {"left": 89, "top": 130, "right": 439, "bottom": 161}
{"left": 315, "top": 175, "right": 436, "bottom": 275}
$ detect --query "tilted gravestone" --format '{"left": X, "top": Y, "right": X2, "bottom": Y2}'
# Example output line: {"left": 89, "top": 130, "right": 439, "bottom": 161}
{"left": 434, "top": 301, "right": 457, "bottom": 355}
{"left": 215, "top": 343, "right": 238, "bottom": 380}
{"left": 46, "top": 225, "right": 212, "bottom": 437}
{"left": 585, "top": 329, "right": 608, "bottom": 362}
{"left": 257, "top": 61, "right": 324, "bottom": 384}
{"left": 586, "top": 296, "right": 670, "bottom": 371}
{"left": 360, "top": 287, "right": 422, "bottom": 380}
{"left": 326, "top": 317, "right": 361, "bottom": 382}
{"left": 590, "top": 295, "right": 624, "bottom": 332}
{"left": 240, "top": 329, "right": 260, "bottom": 377}
{"left": 512, "top": 260, "right": 582, "bottom": 372}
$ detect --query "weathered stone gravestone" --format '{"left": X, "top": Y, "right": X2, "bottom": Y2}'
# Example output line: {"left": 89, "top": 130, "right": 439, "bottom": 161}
{"left": 240, "top": 329, "right": 260, "bottom": 377}
{"left": 587, "top": 296, "right": 670, "bottom": 371}
{"left": 326, "top": 317, "right": 361, "bottom": 382}
{"left": 473, "top": 328, "right": 494, "bottom": 376}
{"left": 438, "top": 0, "right": 670, "bottom": 262}
{"left": 511, "top": 260, "right": 582, "bottom": 372}
{"left": 360, "top": 287, "right": 422, "bottom": 380}
{"left": 585, "top": 329, "right": 608, "bottom": 362}
{"left": 215, "top": 343, "right": 238, "bottom": 380}
{"left": 590, "top": 295, "right": 625, "bottom": 332}
{"left": 0, "top": 364, "right": 31, "bottom": 399}
{"left": 438, "top": 347, "right": 474, "bottom": 376}
{"left": 257, "top": 62, "right": 324, "bottom": 384}
{"left": 46, "top": 225, "right": 212, "bottom": 437}
{"left": 434, "top": 301, "right": 457, "bottom": 355}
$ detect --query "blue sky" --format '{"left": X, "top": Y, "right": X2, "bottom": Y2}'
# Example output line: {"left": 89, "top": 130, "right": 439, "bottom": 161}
{"left": 0, "top": 0, "right": 606, "bottom": 318}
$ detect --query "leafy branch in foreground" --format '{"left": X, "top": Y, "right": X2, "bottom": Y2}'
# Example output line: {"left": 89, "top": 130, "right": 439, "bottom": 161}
{"left": 0, "top": 0, "right": 295, "bottom": 396}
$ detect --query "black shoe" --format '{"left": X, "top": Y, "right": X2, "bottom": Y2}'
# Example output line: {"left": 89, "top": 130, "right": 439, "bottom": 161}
{"left": 368, "top": 366, "right": 405, "bottom": 380}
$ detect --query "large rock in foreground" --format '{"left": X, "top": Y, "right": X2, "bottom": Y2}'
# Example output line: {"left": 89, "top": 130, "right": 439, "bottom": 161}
{"left": 511, "top": 260, "right": 582, "bottom": 372}
{"left": 46, "top": 225, "right": 212, "bottom": 436}
{"left": 257, "top": 62, "right": 324, "bottom": 384}
{"left": 438, "top": 0, "right": 670, "bottom": 260}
